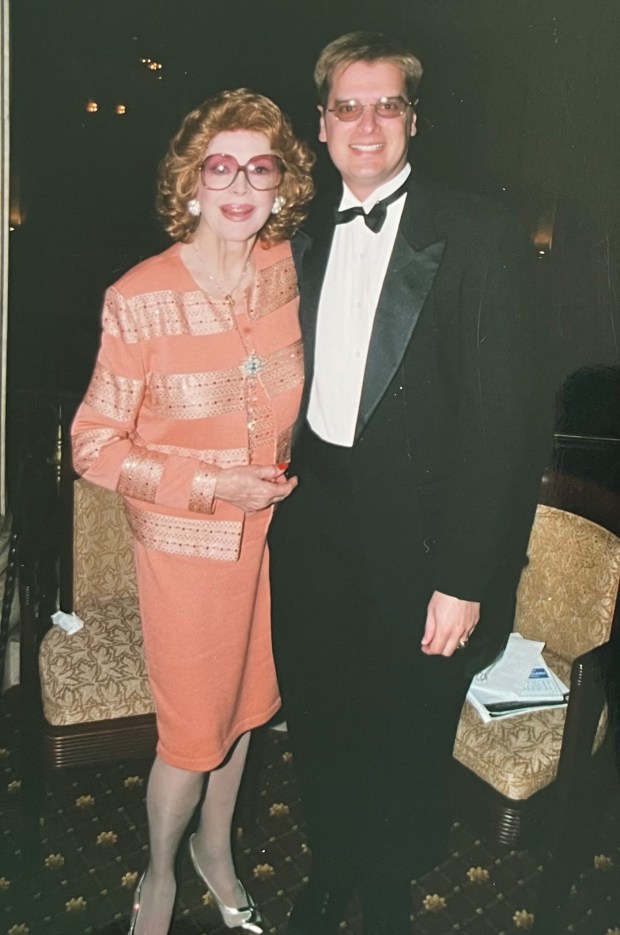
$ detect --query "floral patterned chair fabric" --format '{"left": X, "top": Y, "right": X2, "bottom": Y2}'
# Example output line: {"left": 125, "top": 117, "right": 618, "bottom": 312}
{"left": 38, "top": 479, "right": 155, "bottom": 726}
{"left": 453, "top": 504, "right": 620, "bottom": 801}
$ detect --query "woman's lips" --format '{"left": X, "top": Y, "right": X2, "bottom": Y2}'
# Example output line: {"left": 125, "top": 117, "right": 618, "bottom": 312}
{"left": 220, "top": 204, "right": 254, "bottom": 221}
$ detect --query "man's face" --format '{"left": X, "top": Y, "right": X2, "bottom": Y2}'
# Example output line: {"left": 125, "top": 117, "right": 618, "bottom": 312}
{"left": 318, "top": 60, "right": 416, "bottom": 202}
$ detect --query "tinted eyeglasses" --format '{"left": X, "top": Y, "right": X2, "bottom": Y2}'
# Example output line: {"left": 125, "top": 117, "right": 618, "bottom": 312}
{"left": 326, "top": 96, "right": 413, "bottom": 122}
{"left": 200, "top": 153, "right": 283, "bottom": 191}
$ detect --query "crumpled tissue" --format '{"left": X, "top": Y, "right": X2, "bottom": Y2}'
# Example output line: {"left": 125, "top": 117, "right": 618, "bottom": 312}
{"left": 51, "top": 611, "right": 84, "bottom": 635}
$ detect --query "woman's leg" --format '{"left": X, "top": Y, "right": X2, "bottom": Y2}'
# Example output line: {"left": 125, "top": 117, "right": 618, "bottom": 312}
{"left": 189, "top": 731, "right": 251, "bottom": 905}
{"left": 134, "top": 755, "right": 204, "bottom": 935}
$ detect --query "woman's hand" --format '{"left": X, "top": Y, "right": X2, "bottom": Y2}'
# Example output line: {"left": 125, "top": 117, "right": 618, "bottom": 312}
{"left": 214, "top": 464, "right": 298, "bottom": 513}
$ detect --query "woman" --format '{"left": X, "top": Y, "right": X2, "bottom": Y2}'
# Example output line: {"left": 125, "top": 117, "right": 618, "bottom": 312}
{"left": 71, "top": 89, "right": 314, "bottom": 935}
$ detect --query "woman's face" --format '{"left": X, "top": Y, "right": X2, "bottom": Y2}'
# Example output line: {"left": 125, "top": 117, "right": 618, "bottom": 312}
{"left": 195, "top": 130, "right": 278, "bottom": 243}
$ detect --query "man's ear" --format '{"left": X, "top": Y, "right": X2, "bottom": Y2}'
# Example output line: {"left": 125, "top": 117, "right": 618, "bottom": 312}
{"left": 318, "top": 105, "right": 327, "bottom": 143}
{"left": 409, "top": 111, "right": 418, "bottom": 139}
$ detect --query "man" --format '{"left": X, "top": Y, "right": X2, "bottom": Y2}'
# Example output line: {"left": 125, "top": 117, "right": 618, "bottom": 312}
{"left": 270, "top": 31, "right": 546, "bottom": 935}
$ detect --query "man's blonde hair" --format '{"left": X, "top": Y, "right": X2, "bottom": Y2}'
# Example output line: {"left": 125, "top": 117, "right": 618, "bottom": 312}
{"left": 314, "top": 31, "right": 423, "bottom": 108}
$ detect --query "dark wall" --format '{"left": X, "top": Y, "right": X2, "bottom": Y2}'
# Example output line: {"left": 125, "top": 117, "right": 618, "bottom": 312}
{"left": 8, "top": 0, "right": 620, "bottom": 445}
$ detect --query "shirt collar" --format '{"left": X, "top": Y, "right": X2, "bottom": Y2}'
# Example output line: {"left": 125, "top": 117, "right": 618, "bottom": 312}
{"left": 339, "top": 163, "right": 411, "bottom": 212}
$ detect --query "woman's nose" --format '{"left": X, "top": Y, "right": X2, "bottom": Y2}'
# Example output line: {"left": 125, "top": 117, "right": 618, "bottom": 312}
{"left": 231, "top": 167, "right": 250, "bottom": 193}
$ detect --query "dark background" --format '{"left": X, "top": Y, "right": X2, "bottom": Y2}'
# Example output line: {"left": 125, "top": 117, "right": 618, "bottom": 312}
{"left": 7, "top": 0, "right": 620, "bottom": 481}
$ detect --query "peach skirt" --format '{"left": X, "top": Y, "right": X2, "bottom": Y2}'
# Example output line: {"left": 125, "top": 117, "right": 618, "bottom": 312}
{"left": 134, "top": 510, "right": 280, "bottom": 771}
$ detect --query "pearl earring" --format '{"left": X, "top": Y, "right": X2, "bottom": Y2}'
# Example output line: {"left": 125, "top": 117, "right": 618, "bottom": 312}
{"left": 271, "top": 196, "right": 285, "bottom": 215}
{"left": 187, "top": 199, "right": 201, "bottom": 217}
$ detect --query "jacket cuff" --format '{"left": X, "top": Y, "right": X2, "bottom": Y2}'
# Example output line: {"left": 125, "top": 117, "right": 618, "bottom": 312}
{"left": 189, "top": 462, "right": 221, "bottom": 514}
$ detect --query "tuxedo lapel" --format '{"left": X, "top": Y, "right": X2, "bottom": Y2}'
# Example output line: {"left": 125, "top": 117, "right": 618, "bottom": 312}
{"left": 355, "top": 177, "right": 446, "bottom": 441}
{"left": 295, "top": 175, "right": 446, "bottom": 445}
{"left": 299, "top": 224, "right": 334, "bottom": 382}
{"left": 293, "top": 217, "right": 335, "bottom": 444}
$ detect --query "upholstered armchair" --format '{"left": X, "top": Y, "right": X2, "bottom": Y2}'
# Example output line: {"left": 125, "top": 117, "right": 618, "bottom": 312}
{"left": 19, "top": 477, "right": 157, "bottom": 864}
{"left": 32, "top": 479, "right": 156, "bottom": 762}
{"left": 20, "top": 474, "right": 265, "bottom": 865}
{"left": 452, "top": 503, "right": 620, "bottom": 931}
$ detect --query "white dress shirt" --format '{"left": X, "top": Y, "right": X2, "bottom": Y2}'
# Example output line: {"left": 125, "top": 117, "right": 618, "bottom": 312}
{"left": 307, "top": 164, "right": 411, "bottom": 447}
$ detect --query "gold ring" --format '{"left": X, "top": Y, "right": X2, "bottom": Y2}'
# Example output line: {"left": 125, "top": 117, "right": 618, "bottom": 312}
{"left": 457, "top": 639, "right": 468, "bottom": 650}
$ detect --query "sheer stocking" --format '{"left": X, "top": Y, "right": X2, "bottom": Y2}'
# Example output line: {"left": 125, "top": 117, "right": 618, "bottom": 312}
{"left": 133, "top": 732, "right": 251, "bottom": 934}
{"left": 190, "top": 731, "right": 251, "bottom": 906}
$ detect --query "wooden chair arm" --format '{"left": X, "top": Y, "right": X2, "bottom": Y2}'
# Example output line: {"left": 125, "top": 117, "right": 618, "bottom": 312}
{"left": 17, "top": 507, "right": 63, "bottom": 725}
{"left": 555, "top": 639, "right": 615, "bottom": 802}
{"left": 18, "top": 541, "right": 49, "bottom": 705}
{"left": 534, "top": 638, "right": 619, "bottom": 932}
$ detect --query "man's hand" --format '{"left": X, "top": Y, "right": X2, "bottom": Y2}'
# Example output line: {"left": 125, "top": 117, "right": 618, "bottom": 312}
{"left": 421, "top": 590, "right": 480, "bottom": 657}
{"left": 214, "top": 464, "right": 297, "bottom": 513}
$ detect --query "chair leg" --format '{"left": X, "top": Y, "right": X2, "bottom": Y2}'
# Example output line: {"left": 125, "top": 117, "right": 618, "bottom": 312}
{"left": 19, "top": 587, "right": 46, "bottom": 874}
{"left": 0, "top": 528, "right": 18, "bottom": 687}
{"left": 19, "top": 671, "right": 46, "bottom": 872}
{"left": 20, "top": 724, "right": 45, "bottom": 871}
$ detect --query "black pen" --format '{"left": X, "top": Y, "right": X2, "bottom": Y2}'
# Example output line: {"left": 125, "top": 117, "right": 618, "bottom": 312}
{"left": 484, "top": 693, "right": 570, "bottom": 715}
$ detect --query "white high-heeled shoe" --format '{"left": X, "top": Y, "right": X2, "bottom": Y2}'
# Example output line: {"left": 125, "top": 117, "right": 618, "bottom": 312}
{"left": 127, "top": 870, "right": 174, "bottom": 935}
{"left": 127, "top": 871, "right": 145, "bottom": 935}
{"left": 189, "top": 833, "right": 263, "bottom": 933}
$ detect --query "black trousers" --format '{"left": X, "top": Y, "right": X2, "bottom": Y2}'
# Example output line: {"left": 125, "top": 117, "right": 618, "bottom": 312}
{"left": 270, "top": 428, "right": 471, "bottom": 896}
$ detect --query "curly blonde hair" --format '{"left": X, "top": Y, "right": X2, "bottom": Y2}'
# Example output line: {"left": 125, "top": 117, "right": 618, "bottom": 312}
{"left": 157, "top": 89, "right": 315, "bottom": 246}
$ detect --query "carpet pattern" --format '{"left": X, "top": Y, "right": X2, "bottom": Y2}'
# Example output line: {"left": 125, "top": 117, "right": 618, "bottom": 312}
{"left": 1, "top": 698, "right": 619, "bottom": 935}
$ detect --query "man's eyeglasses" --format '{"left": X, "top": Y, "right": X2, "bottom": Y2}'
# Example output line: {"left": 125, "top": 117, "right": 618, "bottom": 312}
{"left": 325, "top": 96, "right": 414, "bottom": 123}
{"left": 200, "top": 153, "right": 283, "bottom": 191}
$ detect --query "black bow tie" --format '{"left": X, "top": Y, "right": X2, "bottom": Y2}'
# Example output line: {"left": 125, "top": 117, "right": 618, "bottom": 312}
{"left": 334, "top": 179, "right": 409, "bottom": 233}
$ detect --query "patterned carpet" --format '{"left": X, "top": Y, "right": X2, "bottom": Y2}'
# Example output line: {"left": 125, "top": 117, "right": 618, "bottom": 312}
{"left": 1, "top": 694, "right": 619, "bottom": 935}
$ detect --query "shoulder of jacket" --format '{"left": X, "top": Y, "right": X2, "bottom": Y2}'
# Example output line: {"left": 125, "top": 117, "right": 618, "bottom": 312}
{"left": 110, "top": 244, "right": 180, "bottom": 297}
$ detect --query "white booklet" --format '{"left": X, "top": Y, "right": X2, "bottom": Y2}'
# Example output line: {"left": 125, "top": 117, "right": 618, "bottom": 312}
{"left": 467, "top": 633, "right": 569, "bottom": 723}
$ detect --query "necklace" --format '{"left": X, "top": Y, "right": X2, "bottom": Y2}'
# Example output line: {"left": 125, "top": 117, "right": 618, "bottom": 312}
{"left": 191, "top": 242, "right": 253, "bottom": 308}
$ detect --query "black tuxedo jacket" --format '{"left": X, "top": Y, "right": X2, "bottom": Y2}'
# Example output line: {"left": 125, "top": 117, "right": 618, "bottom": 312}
{"left": 289, "top": 172, "right": 549, "bottom": 673}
